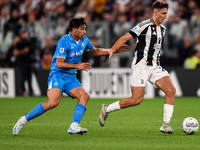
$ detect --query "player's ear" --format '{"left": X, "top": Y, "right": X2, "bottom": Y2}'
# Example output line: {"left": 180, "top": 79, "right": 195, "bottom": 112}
{"left": 72, "top": 27, "right": 77, "bottom": 32}
{"left": 153, "top": 9, "right": 158, "bottom": 16}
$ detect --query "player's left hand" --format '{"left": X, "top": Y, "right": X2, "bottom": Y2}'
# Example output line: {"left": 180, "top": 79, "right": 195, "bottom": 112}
{"left": 78, "top": 62, "right": 92, "bottom": 71}
{"left": 105, "top": 44, "right": 129, "bottom": 59}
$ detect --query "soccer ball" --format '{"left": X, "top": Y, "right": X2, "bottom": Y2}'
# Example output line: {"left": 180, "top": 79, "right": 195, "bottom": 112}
{"left": 182, "top": 117, "right": 199, "bottom": 135}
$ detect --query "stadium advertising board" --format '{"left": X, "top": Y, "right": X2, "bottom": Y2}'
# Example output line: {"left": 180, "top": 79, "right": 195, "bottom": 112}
{"left": 82, "top": 68, "right": 200, "bottom": 98}
{"left": 0, "top": 69, "right": 15, "bottom": 98}
{"left": 82, "top": 69, "right": 155, "bottom": 98}
{"left": 14, "top": 68, "right": 200, "bottom": 97}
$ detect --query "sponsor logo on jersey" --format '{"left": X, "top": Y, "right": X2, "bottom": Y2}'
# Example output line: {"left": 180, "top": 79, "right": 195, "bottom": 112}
{"left": 70, "top": 52, "right": 75, "bottom": 57}
{"left": 76, "top": 50, "right": 84, "bottom": 56}
{"left": 70, "top": 50, "right": 84, "bottom": 57}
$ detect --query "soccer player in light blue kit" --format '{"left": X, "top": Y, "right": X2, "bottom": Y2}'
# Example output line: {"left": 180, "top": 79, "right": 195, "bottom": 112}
{"left": 13, "top": 17, "right": 128, "bottom": 135}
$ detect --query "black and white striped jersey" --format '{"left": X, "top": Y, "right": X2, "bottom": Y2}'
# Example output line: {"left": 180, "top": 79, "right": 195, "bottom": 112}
{"left": 129, "top": 18, "right": 167, "bottom": 66}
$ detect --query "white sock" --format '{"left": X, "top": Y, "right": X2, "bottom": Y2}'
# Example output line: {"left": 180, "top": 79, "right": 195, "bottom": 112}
{"left": 163, "top": 104, "right": 174, "bottom": 123}
{"left": 21, "top": 116, "right": 28, "bottom": 124}
{"left": 106, "top": 101, "right": 121, "bottom": 113}
{"left": 70, "top": 122, "right": 78, "bottom": 127}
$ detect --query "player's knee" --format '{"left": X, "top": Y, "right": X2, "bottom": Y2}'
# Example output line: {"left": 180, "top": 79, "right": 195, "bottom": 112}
{"left": 166, "top": 86, "right": 176, "bottom": 96}
{"left": 83, "top": 93, "right": 90, "bottom": 102}
{"left": 78, "top": 93, "right": 90, "bottom": 105}
{"left": 129, "top": 97, "right": 143, "bottom": 106}
{"left": 47, "top": 101, "right": 60, "bottom": 109}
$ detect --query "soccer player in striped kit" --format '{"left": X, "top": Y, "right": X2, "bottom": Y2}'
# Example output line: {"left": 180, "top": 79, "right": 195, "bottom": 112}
{"left": 99, "top": 1, "right": 176, "bottom": 134}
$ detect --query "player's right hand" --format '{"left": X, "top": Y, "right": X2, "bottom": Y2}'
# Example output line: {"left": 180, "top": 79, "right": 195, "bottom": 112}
{"left": 78, "top": 62, "right": 92, "bottom": 71}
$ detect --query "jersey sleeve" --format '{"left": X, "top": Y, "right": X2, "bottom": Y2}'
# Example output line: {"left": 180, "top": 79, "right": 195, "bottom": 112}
{"left": 84, "top": 36, "right": 94, "bottom": 52}
{"left": 56, "top": 37, "right": 68, "bottom": 58}
{"left": 129, "top": 20, "right": 151, "bottom": 38}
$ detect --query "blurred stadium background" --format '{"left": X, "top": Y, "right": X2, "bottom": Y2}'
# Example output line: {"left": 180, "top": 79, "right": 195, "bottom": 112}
{"left": 0, "top": 0, "right": 200, "bottom": 98}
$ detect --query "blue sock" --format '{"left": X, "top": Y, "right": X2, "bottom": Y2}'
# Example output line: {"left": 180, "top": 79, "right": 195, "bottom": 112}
{"left": 72, "top": 104, "right": 86, "bottom": 124}
{"left": 25, "top": 103, "right": 46, "bottom": 121}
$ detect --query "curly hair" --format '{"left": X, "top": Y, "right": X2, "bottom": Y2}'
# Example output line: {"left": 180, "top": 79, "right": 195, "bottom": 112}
{"left": 68, "top": 17, "right": 86, "bottom": 31}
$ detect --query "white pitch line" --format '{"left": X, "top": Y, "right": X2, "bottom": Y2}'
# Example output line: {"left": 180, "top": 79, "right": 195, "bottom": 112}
{"left": 2, "top": 119, "right": 199, "bottom": 126}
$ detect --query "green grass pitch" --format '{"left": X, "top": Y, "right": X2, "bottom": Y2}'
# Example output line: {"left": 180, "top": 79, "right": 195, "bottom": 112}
{"left": 0, "top": 97, "right": 200, "bottom": 150}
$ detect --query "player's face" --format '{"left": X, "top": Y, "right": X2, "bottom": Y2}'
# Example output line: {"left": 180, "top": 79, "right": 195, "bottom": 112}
{"left": 74, "top": 24, "right": 86, "bottom": 40}
{"left": 156, "top": 8, "right": 168, "bottom": 24}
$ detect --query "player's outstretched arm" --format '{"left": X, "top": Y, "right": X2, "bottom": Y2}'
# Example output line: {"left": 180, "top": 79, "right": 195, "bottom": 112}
{"left": 108, "top": 32, "right": 133, "bottom": 59}
{"left": 89, "top": 44, "right": 129, "bottom": 57}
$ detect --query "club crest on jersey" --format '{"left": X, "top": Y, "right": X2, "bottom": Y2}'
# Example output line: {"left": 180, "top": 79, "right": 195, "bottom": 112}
{"left": 152, "top": 27, "right": 155, "bottom": 30}
{"left": 161, "top": 30, "right": 166, "bottom": 37}
{"left": 54, "top": 82, "right": 58, "bottom": 86}
{"left": 82, "top": 43, "right": 85, "bottom": 47}
{"left": 60, "top": 47, "right": 64, "bottom": 54}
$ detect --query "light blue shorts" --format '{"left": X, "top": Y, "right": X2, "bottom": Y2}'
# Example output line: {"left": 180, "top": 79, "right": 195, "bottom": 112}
{"left": 47, "top": 73, "right": 82, "bottom": 98}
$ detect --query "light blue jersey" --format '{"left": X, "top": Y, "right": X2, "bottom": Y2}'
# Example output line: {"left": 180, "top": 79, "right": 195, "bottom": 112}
{"left": 49, "top": 32, "right": 94, "bottom": 77}
{"left": 47, "top": 32, "right": 94, "bottom": 97}
{"left": 22, "top": 33, "right": 92, "bottom": 125}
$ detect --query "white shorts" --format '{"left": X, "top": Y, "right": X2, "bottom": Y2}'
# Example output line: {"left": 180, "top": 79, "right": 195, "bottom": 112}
{"left": 130, "top": 65, "right": 169, "bottom": 88}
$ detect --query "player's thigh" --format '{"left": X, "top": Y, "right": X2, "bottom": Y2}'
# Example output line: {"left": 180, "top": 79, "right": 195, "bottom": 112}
{"left": 149, "top": 66, "right": 169, "bottom": 88}
{"left": 69, "top": 86, "right": 89, "bottom": 100}
{"left": 130, "top": 85, "right": 145, "bottom": 102}
{"left": 62, "top": 77, "right": 84, "bottom": 99}
{"left": 47, "top": 88, "right": 62, "bottom": 102}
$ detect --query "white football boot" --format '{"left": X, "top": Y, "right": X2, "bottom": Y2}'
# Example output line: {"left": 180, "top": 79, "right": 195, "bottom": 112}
{"left": 67, "top": 123, "right": 88, "bottom": 135}
{"left": 99, "top": 104, "right": 109, "bottom": 127}
{"left": 13, "top": 116, "right": 25, "bottom": 135}
{"left": 160, "top": 121, "right": 174, "bottom": 134}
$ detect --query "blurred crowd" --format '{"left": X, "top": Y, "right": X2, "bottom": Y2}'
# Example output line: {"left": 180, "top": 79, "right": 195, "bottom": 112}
{"left": 0, "top": 0, "right": 200, "bottom": 70}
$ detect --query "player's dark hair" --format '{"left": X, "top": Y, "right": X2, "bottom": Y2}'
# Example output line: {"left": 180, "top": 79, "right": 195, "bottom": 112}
{"left": 68, "top": 17, "right": 86, "bottom": 31}
{"left": 152, "top": 1, "right": 169, "bottom": 11}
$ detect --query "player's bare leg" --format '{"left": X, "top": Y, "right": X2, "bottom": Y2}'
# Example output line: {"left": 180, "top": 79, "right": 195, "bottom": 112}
{"left": 119, "top": 86, "right": 145, "bottom": 108}
{"left": 156, "top": 76, "right": 176, "bottom": 134}
{"left": 67, "top": 87, "right": 89, "bottom": 135}
{"left": 43, "top": 88, "right": 62, "bottom": 110}
{"left": 13, "top": 89, "right": 61, "bottom": 135}
{"left": 99, "top": 86, "right": 145, "bottom": 126}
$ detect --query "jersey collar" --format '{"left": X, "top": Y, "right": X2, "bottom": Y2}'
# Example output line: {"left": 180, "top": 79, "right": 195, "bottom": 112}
{"left": 68, "top": 32, "right": 75, "bottom": 41}
{"left": 68, "top": 32, "right": 81, "bottom": 44}
{"left": 150, "top": 18, "right": 156, "bottom": 25}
